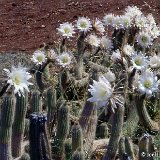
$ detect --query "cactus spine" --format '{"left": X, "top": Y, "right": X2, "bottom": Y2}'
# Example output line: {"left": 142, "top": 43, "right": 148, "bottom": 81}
{"left": 72, "top": 122, "right": 83, "bottom": 152}
{"left": 0, "top": 94, "right": 15, "bottom": 160}
{"left": 12, "top": 93, "right": 28, "bottom": 158}
{"left": 51, "top": 101, "right": 69, "bottom": 159}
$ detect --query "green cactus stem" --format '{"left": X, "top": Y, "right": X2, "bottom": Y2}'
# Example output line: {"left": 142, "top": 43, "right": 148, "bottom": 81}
{"left": 103, "top": 104, "right": 124, "bottom": 160}
{"left": 64, "top": 139, "right": 72, "bottom": 160}
{"left": 118, "top": 137, "right": 125, "bottom": 160}
{"left": 72, "top": 122, "right": 83, "bottom": 152}
{"left": 46, "top": 87, "right": 57, "bottom": 135}
{"left": 51, "top": 101, "right": 69, "bottom": 159}
{"left": 0, "top": 94, "right": 15, "bottom": 160}
{"left": 31, "top": 90, "right": 42, "bottom": 113}
{"left": 96, "top": 122, "right": 108, "bottom": 139}
{"left": 135, "top": 95, "right": 159, "bottom": 132}
{"left": 20, "top": 153, "right": 30, "bottom": 160}
{"left": 12, "top": 93, "right": 28, "bottom": 158}
{"left": 72, "top": 150, "right": 85, "bottom": 160}
{"left": 138, "top": 134, "right": 155, "bottom": 160}
{"left": 124, "top": 137, "right": 135, "bottom": 160}
{"left": 75, "top": 32, "right": 86, "bottom": 79}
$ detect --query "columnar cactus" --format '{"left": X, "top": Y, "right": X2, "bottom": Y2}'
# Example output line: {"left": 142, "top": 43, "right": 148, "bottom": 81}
{"left": 71, "top": 122, "right": 83, "bottom": 152}
{"left": 20, "top": 153, "right": 30, "bottom": 160}
{"left": 12, "top": 93, "right": 28, "bottom": 158}
{"left": 103, "top": 104, "right": 124, "bottom": 160}
{"left": 29, "top": 113, "right": 51, "bottom": 160}
{"left": 96, "top": 122, "right": 108, "bottom": 139}
{"left": 64, "top": 139, "right": 72, "bottom": 160}
{"left": 72, "top": 150, "right": 85, "bottom": 160}
{"left": 138, "top": 134, "right": 155, "bottom": 160}
{"left": 51, "top": 101, "right": 69, "bottom": 159}
{"left": 118, "top": 137, "right": 126, "bottom": 160}
{"left": 135, "top": 95, "right": 159, "bottom": 132}
{"left": 0, "top": 94, "right": 15, "bottom": 160}
{"left": 31, "top": 90, "right": 42, "bottom": 113}
{"left": 46, "top": 87, "right": 57, "bottom": 134}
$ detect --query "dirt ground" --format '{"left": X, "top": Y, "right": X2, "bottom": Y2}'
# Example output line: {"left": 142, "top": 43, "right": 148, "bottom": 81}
{"left": 0, "top": 0, "right": 160, "bottom": 53}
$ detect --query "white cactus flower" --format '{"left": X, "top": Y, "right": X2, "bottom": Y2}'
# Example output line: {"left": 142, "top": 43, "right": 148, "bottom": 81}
{"left": 125, "top": 6, "right": 142, "bottom": 20}
{"left": 92, "top": 18, "right": 105, "bottom": 34}
{"left": 111, "top": 49, "right": 121, "bottom": 62}
{"left": 88, "top": 76, "right": 113, "bottom": 108}
{"left": 149, "top": 54, "right": 160, "bottom": 68}
{"left": 136, "top": 31, "right": 152, "bottom": 48}
{"left": 76, "top": 17, "right": 92, "bottom": 32}
{"left": 131, "top": 52, "right": 148, "bottom": 70}
{"left": 120, "top": 15, "right": 132, "bottom": 28}
{"left": 135, "top": 15, "right": 147, "bottom": 29}
{"left": 57, "top": 22, "right": 75, "bottom": 38}
{"left": 103, "top": 70, "right": 116, "bottom": 82}
{"left": 3, "top": 65, "right": 32, "bottom": 96}
{"left": 56, "top": 52, "right": 72, "bottom": 68}
{"left": 103, "top": 13, "right": 115, "bottom": 26}
{"left": 112, "top": 16, "right": 122, "bottom": 29}
{"left": 122, "top": 44, "right": 134, "bottom": 56}
{"left": 87, "top": 34, "right": 100, "bottom": 47}
{"left": 100, "top": 36, "right": 113, "bottom": 50}
{"left": 31, "top": 50, "right": 47, "bottom": 65}
{"left": 138, "top": 69, "right": 159, "bottom": 96}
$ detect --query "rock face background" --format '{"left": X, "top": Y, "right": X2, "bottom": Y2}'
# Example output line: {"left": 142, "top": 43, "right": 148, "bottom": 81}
{"left": 0, "top": 0, "right": 159, "bottom": 53}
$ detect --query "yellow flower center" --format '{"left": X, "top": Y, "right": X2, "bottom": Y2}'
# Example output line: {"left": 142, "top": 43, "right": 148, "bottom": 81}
{"left": 135, "top": 58, "right": 142, "bottom": 66}
{"left": 99, "top": 88, "right": 107, "bottom": 97}
{"left": 141, "top": 36, "right": 148, "bottom": 43}
{"left": 14, "top": 74, "right": 22, "bottom": 85}
{"left": 37, "top": 55, "right": 43, "bottom": 62}
{"left": 62, "top": 56, "right": 69, "bottom": 64}
{"left": 64, "top": 27, "right": 70, "bottom": 34}
{"left": 80, "top": 22, "right": 87, "bottom": 28}
{"left": 144, "top": 80, "right": 152, "bottom": 88}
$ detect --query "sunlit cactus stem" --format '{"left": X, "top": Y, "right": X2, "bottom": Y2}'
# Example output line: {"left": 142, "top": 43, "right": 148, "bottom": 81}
{"left": 0, "top": 94, "right": 15, "bottom": 160}
{"left": 12, "top": 92, "right": 28, "bottom": 158}
{"left": 51, "top": 101, "right": 69, "bottom": 159}
{"left": 103, "top": 104, "right": 124, "bottom": 160}
{"left": 31, "top": 90, "right": 42, "bottom": 113}
{"left": 64, "top": 139, "right": 72, "bottom": 160}
{"left": 46, "top": 87, "right": 57, "bottom": 134}
{"left": 75, "top": 32, "right": 86, "bottom": 79}
{"left": 72, "top": 122, "right": 83, "bottom": 152}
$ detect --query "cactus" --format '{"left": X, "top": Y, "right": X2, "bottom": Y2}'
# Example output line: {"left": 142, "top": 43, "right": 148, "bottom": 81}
{"left": 96, "top": 122, "right": 108, "bottom": 139}
{"left": 119, "top": 137, "right": 126, "bottom": 160}
{"left": 12, "top": 93, "right": 28, "bottom": 158}
{"left": 64, "top": 139, "right": 72, "bottom": 160}
{"left": 29, "top": 113, "right": 51, "bottom": 160}
{"left": 0, "top": 94, "right": 15, "bottom": 160}
{"left": 135, "top": 95, "right": 159, "bottom": 132}
{"left": 103, "top": 104, "right": 124, "bottom": 160}
{"left": 20, "top": 153, "right": 30, "bottom": 160}
{"left": 124, "top": 137, "right": 135, "bottom": 160}
{"left": 72, "top": 122, "right": 83, "bottom": 152}
{"left": 31, "top": 90, "right": 42, "bottom": 113}
{"left": 46, "top": 87, "right": 57, "bottom": 134}
{"left": 24, "top": 118, "right": 29, "bottom": 139}
{"left": 138, "top": 134, "right": 155, "bottom": 160}
{"left": 51, "top": 101, "right": 69, "bottom": 159}
{"left": 72, "top": 150, "right": 85, "bottom": 160}
{"left": 43, "top": 64, "right": 50, "bottom": 80}
{"left": 75, "top": 32, "right": 86, "bottom": 79}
